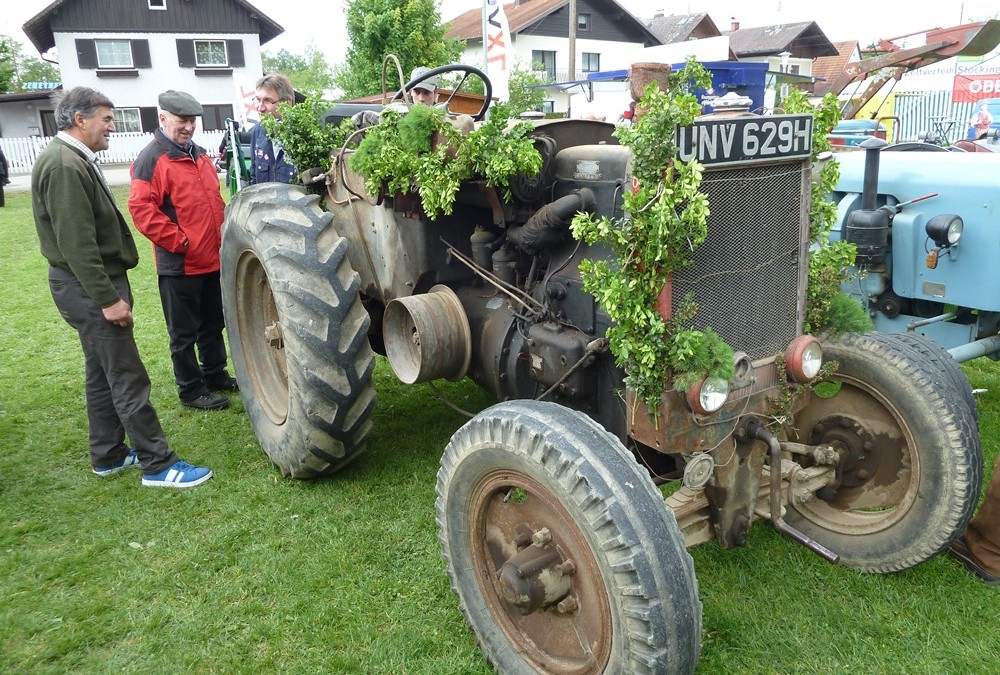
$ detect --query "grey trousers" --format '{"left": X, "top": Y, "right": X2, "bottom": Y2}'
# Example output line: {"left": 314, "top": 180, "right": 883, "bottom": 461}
{"left": 49, "top": 266, "right": 178, "bottom": 474}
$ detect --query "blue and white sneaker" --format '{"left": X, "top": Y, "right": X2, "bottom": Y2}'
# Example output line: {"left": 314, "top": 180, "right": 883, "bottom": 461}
{"left": 92, "top": 449, "right": 140, "bottom": 476}
{"left": 141, "top": 460, "right": 213, "bottom": 488}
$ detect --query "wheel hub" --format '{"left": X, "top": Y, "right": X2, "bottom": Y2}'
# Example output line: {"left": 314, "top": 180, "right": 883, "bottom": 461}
{"left": 496, "top": 526, "right": 576, "bottom": 615}
{"left": 808, "top": 414, "right": 880, "bottom": 489}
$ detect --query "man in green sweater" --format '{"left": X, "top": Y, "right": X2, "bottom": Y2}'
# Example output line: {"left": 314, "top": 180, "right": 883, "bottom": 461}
{"left": 31, "top": 86, "right": 212, "bottom": 488}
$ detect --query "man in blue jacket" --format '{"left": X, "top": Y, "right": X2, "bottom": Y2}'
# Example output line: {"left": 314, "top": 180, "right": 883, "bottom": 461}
{"left": 250, "top": 73, "right": 297, "bottom": 184}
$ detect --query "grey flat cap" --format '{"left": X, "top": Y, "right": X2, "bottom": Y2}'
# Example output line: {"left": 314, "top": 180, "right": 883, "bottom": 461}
{"left": 158, "top": 90, "right": 203, "bottom": 116}
{"left": 410, "top": 67, "right": 438, "bottom": 92}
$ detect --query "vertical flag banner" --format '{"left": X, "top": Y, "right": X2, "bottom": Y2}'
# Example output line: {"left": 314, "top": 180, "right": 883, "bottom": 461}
{"left": 484, "top": 0, "right": 512, "bottom": 102}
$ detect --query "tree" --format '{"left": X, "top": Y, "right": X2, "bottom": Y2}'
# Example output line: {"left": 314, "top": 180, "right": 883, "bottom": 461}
{"left": 17, "top": 56, "right": 60, "bottom": 88}
{"left": 262, "top": 44, "right": 334, "bottom": 96}
{"left": 1, "top": 35, "right": 19, "bottom": 93}
{"left": 334, "top": 0, "right": 463, "bottom": 99}
{"left": 0, "top": 35, "right": 61, "bottom": 93}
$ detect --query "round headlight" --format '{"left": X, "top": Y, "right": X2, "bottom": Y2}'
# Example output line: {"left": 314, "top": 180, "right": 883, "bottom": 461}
{"left": 785, "top": 335, "right": 823, "bottom": 383}
{"left": 946, "top": 219, "right": 963, "bottom": 244}
{"left": 925, "top": 214, "right": 963, "bottom": 247}
{"left": 686, "top": 376, "right": 730, "bottom": 415}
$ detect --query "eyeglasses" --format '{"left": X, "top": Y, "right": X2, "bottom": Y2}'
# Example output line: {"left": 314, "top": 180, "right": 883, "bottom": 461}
{"left": 252, "top": 96, "right": 279, "bottom": 105}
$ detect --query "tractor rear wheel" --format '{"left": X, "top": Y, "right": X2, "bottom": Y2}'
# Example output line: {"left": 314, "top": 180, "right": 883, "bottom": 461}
{"left": 787, "top": 333, "right": 981, "bottom": 572}
{"left": 437, "top": 400, "right": 701, "bottom": 674}
{"left": 221, "top": 183, "right": 376, "bottom": 478}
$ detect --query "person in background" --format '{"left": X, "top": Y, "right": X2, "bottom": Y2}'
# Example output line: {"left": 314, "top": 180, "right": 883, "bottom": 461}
{"left": 0, "top": 143, "right": 9, "bottom": 207}
{"left": 129, "top": 90, "right": 236, "bottom": 411}
{"left": 949, "top": 459, "right": 1000, "bottom": 586}
{"left": 249, "top": 73, "right": 297, "bottom": 184}
{"left": 967, "top": 102, "right": 994, "bottom": 140}
{"left": 409, "top": 66, "right": 439, "bottom": 106}
{"left": 30, "top": 86, "right": 212, "bottom": 488}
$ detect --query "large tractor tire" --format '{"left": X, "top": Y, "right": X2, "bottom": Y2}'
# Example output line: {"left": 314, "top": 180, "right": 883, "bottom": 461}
{"left": 436, "top": 400, "right": 701, "bottom": 675}
{"left": 787, "top": 333, "right": 982, "bottom": 572}
{"left": 221, "top": 183, "right": 376, "bottom": 478}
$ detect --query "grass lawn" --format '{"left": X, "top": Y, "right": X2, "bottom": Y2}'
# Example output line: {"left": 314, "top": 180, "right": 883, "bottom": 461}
{"left": 1, "top": 186, "right": 998, "bottom": 673}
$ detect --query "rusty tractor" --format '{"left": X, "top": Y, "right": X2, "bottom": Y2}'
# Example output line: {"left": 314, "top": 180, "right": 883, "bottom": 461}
{"left": 220, "top": 64, "right": 982, "bottom": 674}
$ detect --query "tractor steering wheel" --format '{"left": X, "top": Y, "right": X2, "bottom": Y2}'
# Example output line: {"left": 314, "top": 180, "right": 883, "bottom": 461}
{"left": 393, "top": 64, "right": 493, "bottom": 121}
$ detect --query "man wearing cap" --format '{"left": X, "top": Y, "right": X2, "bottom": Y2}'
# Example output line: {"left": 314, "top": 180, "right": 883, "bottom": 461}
{"left": 128, "top": 90, "right": 236, "bottom": 411}
{"left": 409, "top": 66, "right": 439, "bottom": 106}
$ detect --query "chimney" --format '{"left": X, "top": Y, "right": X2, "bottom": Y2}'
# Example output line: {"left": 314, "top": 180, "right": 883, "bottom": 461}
{"left": 730, "top": 18, "right": 740, "bottom": 31}
{"left": 654, "top": 9, "right": 664, "bottom": 18}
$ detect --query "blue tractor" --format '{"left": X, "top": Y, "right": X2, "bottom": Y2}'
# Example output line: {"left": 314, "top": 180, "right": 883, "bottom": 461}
{"left": 832, "top": 138, "right": 1000, "bottom": 363}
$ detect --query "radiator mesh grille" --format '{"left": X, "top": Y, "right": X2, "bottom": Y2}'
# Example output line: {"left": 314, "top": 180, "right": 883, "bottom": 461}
{"left": 671, "top": 162, "right": 808, "bottom": 361}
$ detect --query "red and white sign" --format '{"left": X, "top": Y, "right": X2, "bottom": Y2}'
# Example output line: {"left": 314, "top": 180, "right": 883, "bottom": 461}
{"left": 952, "top": 74, "right": 1000, "bottom": 102}
{"left": 484, "top": 0, "right": 511, "bottom": 102}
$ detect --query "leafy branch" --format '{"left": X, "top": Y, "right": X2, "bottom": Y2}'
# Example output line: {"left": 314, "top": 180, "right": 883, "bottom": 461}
{"left": 782, "top": 89, "right": 872, "bottom": 336}
{"left": 570, "top": 58, "right": 734, "bottom": 416}
{"left": 348, "top": 102, "right": 542, "bottom": 218}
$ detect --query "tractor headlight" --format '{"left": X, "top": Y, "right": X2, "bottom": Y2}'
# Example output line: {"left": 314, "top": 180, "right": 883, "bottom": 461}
{"left": 926, "top": 214, "right": 963, "bottom": 247}
{"left": 785, "top": 335, "right": 823, "bottom": 382}
{"left": 686, "top": 376, "right": 730, "bottom": 415}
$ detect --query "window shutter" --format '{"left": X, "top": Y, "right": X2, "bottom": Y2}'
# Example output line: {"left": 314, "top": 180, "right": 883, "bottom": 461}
{"left": 132, "top": 40, "right": 151, "bottom": 68}
{"left": 76, "top": 39, "right": 98, "bottom": 69}
{"left": 226, "top": 40, "right": 245, "bottom": 68}
{"left": 176, "top": 39, "right": 195, "bottom": 68}
{"left": 140, "top": 107, "right": 160, "bottom": 133}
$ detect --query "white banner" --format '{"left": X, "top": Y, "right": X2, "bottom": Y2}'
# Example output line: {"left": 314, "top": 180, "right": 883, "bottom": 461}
{"left": 484, "top": 0, "right": 512, "bottom": 102}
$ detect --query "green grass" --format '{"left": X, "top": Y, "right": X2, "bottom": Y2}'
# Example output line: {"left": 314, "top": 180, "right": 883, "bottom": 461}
{"left": 1, "top": 187, "right": 998, "bottom": 673}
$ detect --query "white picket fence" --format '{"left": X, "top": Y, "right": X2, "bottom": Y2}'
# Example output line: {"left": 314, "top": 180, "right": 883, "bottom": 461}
{"left": 1, "top": 130, "right": 227, "bottom": 175}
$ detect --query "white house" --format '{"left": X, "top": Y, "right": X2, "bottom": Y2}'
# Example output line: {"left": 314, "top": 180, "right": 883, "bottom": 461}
{"left": 444, "top": 0, "right": 663, "bottom": 117}
{"left": 8, "top": 0, "right": 282, "bottom": 138}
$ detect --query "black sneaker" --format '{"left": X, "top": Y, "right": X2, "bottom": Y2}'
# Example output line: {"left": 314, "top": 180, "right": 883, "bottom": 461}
{"left": 207, "top": 375, "right": 239, "bottom": 393}
{"left": 181, "top": 392, "right": 230, "bottom": 410}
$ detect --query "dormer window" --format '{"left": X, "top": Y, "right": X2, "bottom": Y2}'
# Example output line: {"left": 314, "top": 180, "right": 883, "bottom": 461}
{"left": 149, "top": 0, "right": 166, "bottom": 9}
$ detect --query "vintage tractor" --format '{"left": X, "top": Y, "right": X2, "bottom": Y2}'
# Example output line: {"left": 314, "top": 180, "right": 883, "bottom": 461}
{"left": 220, "top": 65, "right": 982, "bottom": 674}
{"left": 833, "top": 138, "right": 1000, "bottom": 364}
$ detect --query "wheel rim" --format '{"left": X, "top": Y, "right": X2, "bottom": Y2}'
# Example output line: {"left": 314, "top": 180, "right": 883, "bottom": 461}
{"left": 235, "top": 249, "right": 288, "bottom": 424}
{"left": 469, "top": 470, "right": 612, "bottom": 674}
{"left": 793, "top": 374, "right": 920, "bottom": 534}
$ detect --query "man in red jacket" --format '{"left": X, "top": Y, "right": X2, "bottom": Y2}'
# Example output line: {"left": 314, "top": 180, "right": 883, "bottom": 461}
{"left": 129, "top": 90, "right": 236, "bottom": 410}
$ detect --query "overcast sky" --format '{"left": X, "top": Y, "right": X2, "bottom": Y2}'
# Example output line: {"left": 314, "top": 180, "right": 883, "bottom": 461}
{"left": 4, "top": 0, "right": 998, "bottom": 67}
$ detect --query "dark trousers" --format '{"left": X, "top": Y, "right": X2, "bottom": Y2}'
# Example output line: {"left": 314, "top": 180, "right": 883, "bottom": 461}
{"left": 967, "top": 453, "right": 1000, "bottom": 575}
{"left": 48, "top": 267, "right": 178, "bottom": 474}
{"left": 157, "top": 272, "right": 228, "bottom": 400}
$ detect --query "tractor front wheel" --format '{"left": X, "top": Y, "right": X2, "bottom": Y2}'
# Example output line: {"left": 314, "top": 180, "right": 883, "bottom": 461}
{"left": 437, "top": 400, "right": 701, "bottom": 674}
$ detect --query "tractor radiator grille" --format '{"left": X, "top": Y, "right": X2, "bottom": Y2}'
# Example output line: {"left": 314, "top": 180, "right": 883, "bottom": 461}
{"left": 671, "top": 161, "right": 810, "bottom": 362}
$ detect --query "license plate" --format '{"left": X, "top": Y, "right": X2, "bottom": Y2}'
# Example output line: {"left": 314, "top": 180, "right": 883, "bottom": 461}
{"left": 676, "top": 115, "right": 814, "bottom": 166}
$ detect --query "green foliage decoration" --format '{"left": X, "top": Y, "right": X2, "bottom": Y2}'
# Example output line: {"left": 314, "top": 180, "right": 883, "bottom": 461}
{"left": 349, "top": 101, "right": 543, "bottom": 218}
{"left": 782, "top": 89, "right": 872, "bottom": 336}
{"left": 260, "top": 96, "right": 355, "bottom": 177}
{"left": 570, "top": 58, "right": 734, "bottom": 416}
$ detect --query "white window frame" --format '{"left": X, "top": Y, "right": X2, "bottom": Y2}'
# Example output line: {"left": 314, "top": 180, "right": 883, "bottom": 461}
{"left": 582, "top": 52, "right": 600, "bottom": 73}
{"left": 194, "top": 40, "right": 228, "bottom": 67}
{"left": 95, "top": 39, "right": 133, "bottom": 68}
{"left": 113, "top": 108, "right": 142, "bottom": 132}
{"left": 148, "top": 0, "right": 166, "bottom": 9}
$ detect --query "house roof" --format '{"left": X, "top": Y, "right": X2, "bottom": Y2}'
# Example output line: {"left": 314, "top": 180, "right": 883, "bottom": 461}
{"left": 446, "top": 0, "right": 661, "bottom": 46}
{"left": 22, "top": 0, "right": 284, "bottom": 55}
{"left": 645, "top": 12, "right": 721, "bottom": 44}
{"left": 724, "top": 21, "right": 838, "bottom": 59}
{"left": 811, "top": 40, "right": 859, "bottom": 91}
